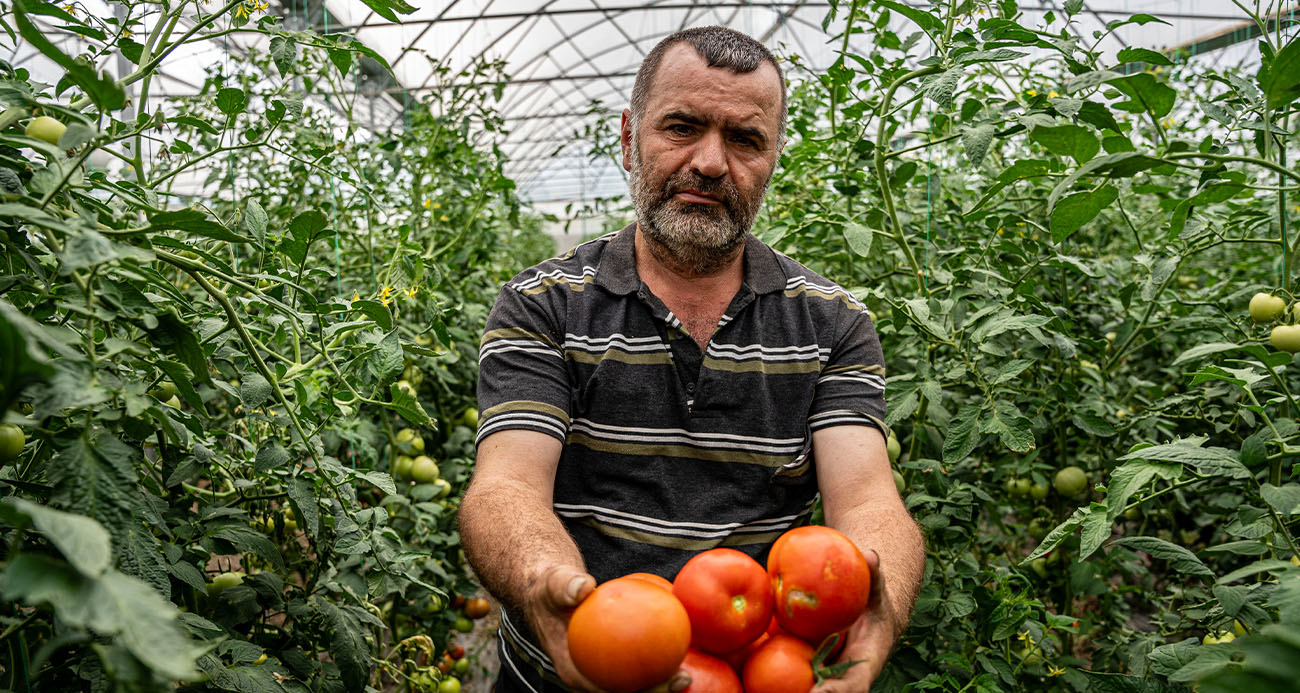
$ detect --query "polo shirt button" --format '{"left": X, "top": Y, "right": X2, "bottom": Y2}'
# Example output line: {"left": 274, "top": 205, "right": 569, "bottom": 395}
{"left": 686, "top": 382, "right": 695, "bottom": 393}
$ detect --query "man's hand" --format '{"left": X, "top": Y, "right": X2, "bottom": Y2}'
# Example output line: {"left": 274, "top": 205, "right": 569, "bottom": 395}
{"left": 524, "top": 564, "right": 602, "bottom": 691}
{"left": 813, "top": 549, "right": 889, "bottom": 692}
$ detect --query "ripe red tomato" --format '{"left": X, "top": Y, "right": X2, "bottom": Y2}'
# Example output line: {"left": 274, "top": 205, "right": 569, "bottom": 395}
{"left": 446, "top": 644, "right": 465, "bottom": 660}
{"left": 679, "top": 648, "right": 742, "bottom": 692}
{"left": 673, "top": 548, "right": 773, "bottom": 654}
{"left": 567, "top": 576, "right": 692, "bottom": 692}
{"left": 623, "top": 572, "right": 674, "bottom": 591}
{"left": 767, "top": 526, "right": 871, "bottom": 643}
{"left": 722, "top": 630, "right": 768, "bottom": 672}
{"left": 464, "top": 597, "right": 491, "bottom": 619}
{"left": 742, "top": 634, "right": 815, "bottom": 693}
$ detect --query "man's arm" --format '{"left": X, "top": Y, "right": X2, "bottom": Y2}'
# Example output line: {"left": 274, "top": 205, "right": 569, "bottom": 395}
{"left": 458, "top": 429, "right": 599, "bottom": 691}
{"left": 810, "top": 425, "right": 925, "bottom": 690}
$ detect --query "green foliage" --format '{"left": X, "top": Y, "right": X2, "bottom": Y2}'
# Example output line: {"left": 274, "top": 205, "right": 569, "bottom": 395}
{"left": 0, "top": 0, "right": 549, "bottom": 690}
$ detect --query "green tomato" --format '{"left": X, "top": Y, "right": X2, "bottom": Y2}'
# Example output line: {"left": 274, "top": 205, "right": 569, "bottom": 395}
{"left": 152, "top": 380, "right": 178, "bottom": 401}
{"left": 453, "top": 657, "right": 469, "bottom": 675}
{"left": 1030, "top": 557, "right": 1048, "bottom": 578}
{"left": 1053, "top": 466, "right": 1088, "bottom": 499}
{"left": 892, "top": 469, "right": 905, "bottom": 494}
{"left": 460, "top": 407, "right": 480, "bottom": 428}
{"left": 1027, "top": 517, "right": 1050, "bottom": 540}
{"left": 885, "top": 431, "right": 901, "bottom": 463}
{"left": 25, "top": 116, "right": 66, "bottom": 146}
{"left": 453, "top": 616, "right": 473, "bottom": 633}
{"left": 393, "top": 455, "right": 414, "bottom": 481}
{"left": 1249, "top": 293, "right": 1287, "bottom": 322}
{"left": 0, "top": 424, "right": 25, "bottom": 462}
{"left": 206, "top": 571, "right": 245, "bottom": 596}
{"left": 1271, "top": 324, "right": 1300, "bottom": 353}
{"left": 395, "top": 428, "right": 425, "bottom": 455}
{"left": 410, "top": 455, "right": 440, "bottom": 484}
{"left": 433, "top": 478, "right": 453, "bottom": 499}
{"left": 439, "top": 677, "right": 461, "bottom": 693}
{"left": 1029, "top": 482, "right": 1049, "bottom": 502}
{"left": 164, "top": 395, "right": 182, "bottom": 409}
{"left": 1012, "top": 478, "right": 1032, "bottom": 497}
{"left": 1124, "top": 506, "right": 1142, "bottom": 521}
{"left": 423, "top": 594, "right": 445, "bottom": 615}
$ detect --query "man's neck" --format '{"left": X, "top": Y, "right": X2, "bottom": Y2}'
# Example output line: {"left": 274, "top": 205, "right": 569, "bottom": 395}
{"left": 633, "top": 225, "right": 745, "bottom": 298}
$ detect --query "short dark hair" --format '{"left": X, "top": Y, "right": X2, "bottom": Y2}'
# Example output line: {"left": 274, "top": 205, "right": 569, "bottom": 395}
{"left": 629, "top": 26, "right": 787, "bottom": 143}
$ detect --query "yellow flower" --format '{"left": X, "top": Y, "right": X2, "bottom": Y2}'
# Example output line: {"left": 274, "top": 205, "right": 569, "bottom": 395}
{"left": 1047, "top": 666, "right": 1065, "bottom": 677}
{"left": 61, "top": 3, "right": 75, "bottom": 14}
{"left": 1017, "top": 630, "right": 1034, "bottom": 644}
{"left": 996, "top": 228, "right": 1004, "bottom": 236}
{"left": 351, "top": 293, "right": 360, "bottom": 303}
{"left": 432, "top": 202, "right": 441, "bottom": 209}
{"left": 380, "top": 286, "right": 393, "bottom": 301}
{"left": 424, "top": 198, "right": 430, "bottom": 208}
{"left": 440, "top": 215, "right": 449, "bottom": 222}
{"left": 1025, "top": 89, "right": 1037, "bottom": 98}
{"left": 234, "top": 3, "right": 247, "bottom": 17}
{"left": 1155, "top": 66, "right": 1164, "bottom": 74}
{"left": 1048, "top": 90, "right": 1059, "bottom": 98}
{"left": 406, "top": 287, "right": 417, "bottom": 299}
{"left": 380, "top": 296, "right": 390, "bottom": 306}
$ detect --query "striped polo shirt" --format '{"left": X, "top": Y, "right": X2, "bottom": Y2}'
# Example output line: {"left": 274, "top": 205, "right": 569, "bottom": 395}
{"left": 476, "top": 223, "right": 886, "bottom": 691}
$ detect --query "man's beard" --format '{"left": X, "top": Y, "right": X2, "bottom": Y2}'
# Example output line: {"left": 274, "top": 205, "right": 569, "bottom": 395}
{"left": 628, "top": 140, "right": 768, "bottom": 276}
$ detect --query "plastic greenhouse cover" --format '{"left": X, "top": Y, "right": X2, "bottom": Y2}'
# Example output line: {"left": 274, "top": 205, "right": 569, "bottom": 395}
{"left": 10, "top": 0, "right": 1293, "bottom": 206}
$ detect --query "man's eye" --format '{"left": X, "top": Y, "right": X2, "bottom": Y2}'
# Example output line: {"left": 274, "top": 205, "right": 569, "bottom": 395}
{"left": 732, "top": 136, "right": 757, "bottom": 148}
{"left": 668, "top": 124, "right": 694, "bottom": 136}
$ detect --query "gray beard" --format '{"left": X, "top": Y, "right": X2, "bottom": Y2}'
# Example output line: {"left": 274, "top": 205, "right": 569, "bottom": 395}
{"left": 628, "top": 141, "right": 767, "bottom": 276}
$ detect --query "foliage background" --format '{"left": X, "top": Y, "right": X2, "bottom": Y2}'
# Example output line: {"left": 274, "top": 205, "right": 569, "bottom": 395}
{"left": 5, "top": 0, "right": 1300, "bottom": 691}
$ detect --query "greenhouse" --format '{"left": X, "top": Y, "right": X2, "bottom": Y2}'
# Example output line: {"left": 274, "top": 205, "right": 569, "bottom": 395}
{"left": 4, "top": 0, "right": 1300, "bottom": 691}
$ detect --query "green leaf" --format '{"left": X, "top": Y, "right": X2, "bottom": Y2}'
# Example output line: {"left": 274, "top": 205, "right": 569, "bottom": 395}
{"left": 245, "top": 199, "right": 267, "bottom": 247}
{"left": 328, "top": 47, "right": 353, "bottom": 77}
{"left": 1064, "top": 0, "right": 1083, "bottom": 14}
{"left": 1111, "top": 536, "right": 1213, "bottom": 576}
{"left": 48, "top": 434, "right": 141, "bottom": 549}
{"left": 0, "top": 299, "right": 55, "bottom": 413}
{"left": 1173, "top": 342, "right": 1242, "bottom": 365}
{"left": 155, "top": 360, "right": 204, "bottom": 411}
{"left": 1030, "top": 124, "right": 1100, "bottom": 163}
{"left": 12, "top": 0, "right": 124, "bottom": 110}
{"left": 924, "top": 66, "right": 963, "bottom": 111}
{"left": 875, "top": 0, "right": 944, "bottom": 35}
{"left": 1104, "top": 460, "right": 1181, "bottom": 521}
{"left": 1260, "top": 35, "right": 1300, "bottom": 109}
{"left": 216, "top": 87, "right": 247, "bottom": 116}
{"left": 2, "top": 554, "right": 202, "bottom": 679}
{"left": 843, "top": 221, "right": 873, "bottom": 257}
{"left": 1066, "top": 70, "right": 1122, "bottom": 94}
{"left": 146, "top": 312, "right": 211, "bottom": 386}
{"left": 1117, "top": 47, "right": 1173, "bottom": 67}
{"left": 961, "top": 123, "right": 996, "bottom": 166}
{"left": 352, "top": 299, "right": 394, "bottom": 332}
{"left": 0, "top": 498, "right": 112, "bottom": 577}
{"left": 971, "top": 311, "right": 1053, "bottom": 341}
{"left": 1050, "top": 185, "right": 1118, "bottom": 242}
{"left": 207, "top": 522, "right": 284, "bottom": 571}
{"left": 1117, "top": 437, "right": 1251, "bottom": 480}
{"left": 313, "top": 598, "right": 371, "bottom": 689}
{"left": 1261, "top": 484, "right": 1300, "bottom": 516}
{"left": 1112, "top": 73, "right": 1177, "bottom": 118}
{"left": 387, "top": 383, "right": 431, "bottom": 427}
{"left": 147, "top": 209, "right": 246, "bottom": 244}
{"left": 981, "top": 401, "right": 1034, "bottom": 453}
{"left": 357, "top": 0, "right": 417, "bottom": 23}
{"left": 966, "top": 159, "right": 1050, "bottom": 214}
{"left": 942, "top": 404, "right": 981, "bottom": 463}
{"left": 371, "top": 331, "right": 404, "bottom": 384}
{"left": 240, "top": 372, "right": 274, "bottom": 411}
{"left": 269, "top": 36, "right": 297, "bottom": 76}
{"left": 255, "top": 438, "right": 291, "bottom": 474}
{"left": 280, "top": 210, "right": 331, "bottom": 265}
{"left": 287, "top": 475, "right": 320, "bottom": 541}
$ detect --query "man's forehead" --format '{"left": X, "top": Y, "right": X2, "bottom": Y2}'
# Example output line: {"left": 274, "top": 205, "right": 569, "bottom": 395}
{"left": 644, "top": 43, "right": 782, "bottom": 121}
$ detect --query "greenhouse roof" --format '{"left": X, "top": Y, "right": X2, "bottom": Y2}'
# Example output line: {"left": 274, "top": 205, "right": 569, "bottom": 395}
{"left": 14, "top": 1, "right": 1294, "bottom": 208}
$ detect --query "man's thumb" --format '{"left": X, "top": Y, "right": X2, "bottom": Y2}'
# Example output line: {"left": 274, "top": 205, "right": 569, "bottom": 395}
{"left": 545, "top": 566, "right": 595, "bottom": 608}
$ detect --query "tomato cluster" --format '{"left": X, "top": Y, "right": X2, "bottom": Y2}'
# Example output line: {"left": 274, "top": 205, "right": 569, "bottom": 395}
{"left": 567, "top": 526, "right": 872, "bottom": 692}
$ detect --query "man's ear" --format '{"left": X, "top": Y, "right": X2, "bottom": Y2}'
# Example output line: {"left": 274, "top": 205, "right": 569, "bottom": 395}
{"left": 620, "top": 109, "right": 633, "bottom": 172}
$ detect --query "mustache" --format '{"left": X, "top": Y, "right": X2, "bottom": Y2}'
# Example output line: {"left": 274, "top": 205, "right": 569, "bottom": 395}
{"left": 658, "top": 171, "right": 740, "bottom": 217}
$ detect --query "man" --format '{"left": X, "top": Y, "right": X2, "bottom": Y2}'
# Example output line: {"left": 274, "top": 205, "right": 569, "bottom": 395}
{"left": 459, "top": 26, "right": 924, "bottom": 692}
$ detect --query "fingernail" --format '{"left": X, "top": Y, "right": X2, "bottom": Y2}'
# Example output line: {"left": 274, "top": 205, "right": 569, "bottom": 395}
{"left": 566, "top": 576, "right": 585, "bottom": 601}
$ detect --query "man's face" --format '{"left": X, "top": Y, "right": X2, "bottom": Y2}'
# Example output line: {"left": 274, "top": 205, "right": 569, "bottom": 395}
{"left": 622, "top": 44, "right": 783, "bottom": 273}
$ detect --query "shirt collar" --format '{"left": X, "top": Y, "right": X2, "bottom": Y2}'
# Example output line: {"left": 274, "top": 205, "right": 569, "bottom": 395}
{"left": 594, "top": 222, "right": 787, "bottom": 295}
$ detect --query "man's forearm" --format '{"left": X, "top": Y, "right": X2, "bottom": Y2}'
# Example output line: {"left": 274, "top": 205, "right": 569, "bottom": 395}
{"left": 835, "top": 503, "right": 925, "bottom": 643}
{"left": 458, "top": 476, "right": 586, "bottom": 612}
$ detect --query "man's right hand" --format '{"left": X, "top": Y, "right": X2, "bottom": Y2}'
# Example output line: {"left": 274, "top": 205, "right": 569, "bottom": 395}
{"left": 524, "top": 564, "right": 601, "bottom": 691}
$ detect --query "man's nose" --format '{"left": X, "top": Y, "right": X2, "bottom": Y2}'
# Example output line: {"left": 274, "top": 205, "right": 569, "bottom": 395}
{"left": 690, "top": 130, "right": 728, "bottom": 180}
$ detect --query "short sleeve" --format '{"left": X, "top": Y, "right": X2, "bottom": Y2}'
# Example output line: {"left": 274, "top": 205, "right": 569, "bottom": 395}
{"left": 475, "top": 284, "right": 571, "bottom": 447}
{"left": 808, "top": 306, "right": 888, "bottom": 435}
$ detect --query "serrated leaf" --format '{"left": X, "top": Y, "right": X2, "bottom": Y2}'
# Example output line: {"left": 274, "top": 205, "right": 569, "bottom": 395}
{"left": 314, "top": 598, "right": 370, "bottom": 689}
{"left": 942, "top": 404, "right": 981, "bottom": 463}
{"left": 1173, "top": 342, "right": 1241, "bottom": 365}
{"left": 239, "top": 371, "right": 273, "bottom": 411}
{"left": 1261, "top": 35, "right": 1300, "bottom": 109}
{"left": 216, "top": 87, "right": 247, "bottom": 116}
{"left": 147, "top": 209, "right": 246, "bottom": 244}
{"left": 1117, "top": 47, "right": 1173, "bottom": 66}
{"left": 287, "top": 475, "right": 320, "bottom": 541}
{"left": 245, "top": 199, "right": 267, "bottom": 247}
{"left": 387, "top": 383, "right": 430, "bottom": 427}
{"left": 1112, "top": 536, "right": 1213, "bottom": 576}
{"left": 1104, "top": 460, "right": 1181, "bottom": 521}
{"left": 1031, "top": 124, "right": 1100, "bottom": 164}
{"left": 0, "top": 498, "right": 112, "bottom": 577}
{"left": 1261, "top": 483, "right": 1300, "bottom": 515}
{"left": 1067, "top": 70, "right": 1122, "bottom": 94}
{"left": 254, "top": 438, "right": 290, "bottom": 474}
{"left": 1051, "top": 185, "right": 1118, "bottom": 242}
{"left": 1117, "top": 437, "right": 1251, "bottom": 479}
{"left": 924, "top": 66, "right": 963, "bottom": 111}
{"left": 981, "top": 401, "right": 1035, "bottom": 452}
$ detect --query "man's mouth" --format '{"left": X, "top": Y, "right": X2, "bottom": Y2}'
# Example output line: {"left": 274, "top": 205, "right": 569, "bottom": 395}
{"left": 673, "top": 190, "right": 722, "bottom": 205}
